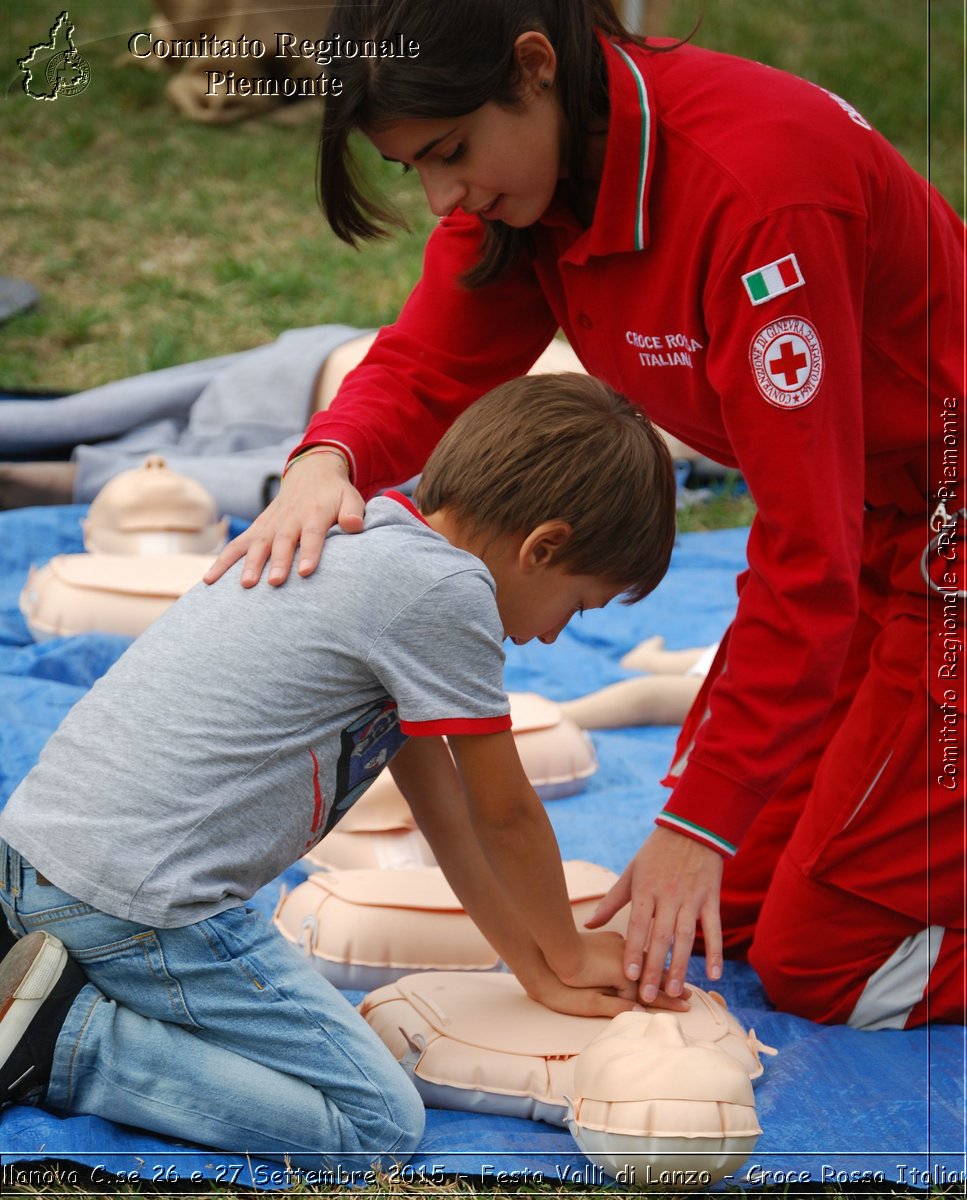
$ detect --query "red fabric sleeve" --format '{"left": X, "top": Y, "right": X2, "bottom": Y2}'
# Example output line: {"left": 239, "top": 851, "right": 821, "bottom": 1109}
{"left": 400, "top": 713, "right": 513, "bottom": 737}
{"left": 293, "top": 211, "right": 559, "bottom": 497}
{"left": 660, "top": 209, "right": 871, "bottom": 853}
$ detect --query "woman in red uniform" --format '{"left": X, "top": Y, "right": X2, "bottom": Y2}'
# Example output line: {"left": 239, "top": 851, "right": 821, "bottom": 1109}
{"left": 207, "top": 0, "right": 965, "bottom": 1027}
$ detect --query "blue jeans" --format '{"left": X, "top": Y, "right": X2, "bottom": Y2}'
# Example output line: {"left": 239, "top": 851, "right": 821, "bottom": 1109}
{"left": 0, "top": 841, "right": 424, "bottom": 1172}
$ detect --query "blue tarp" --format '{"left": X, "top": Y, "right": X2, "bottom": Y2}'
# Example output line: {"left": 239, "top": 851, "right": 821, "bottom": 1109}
{"left": 0, "top": 504, "right": 963, "bottom": 1191}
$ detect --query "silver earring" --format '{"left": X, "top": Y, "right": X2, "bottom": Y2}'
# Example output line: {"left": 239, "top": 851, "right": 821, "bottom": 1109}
{"left": 539, "top": 78, "right": 551, "bottom": 90}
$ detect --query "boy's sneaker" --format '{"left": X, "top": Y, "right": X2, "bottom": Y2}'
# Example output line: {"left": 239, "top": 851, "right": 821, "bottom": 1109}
{"left": 0, "top": 930, "right": 85, "bottom": 1109}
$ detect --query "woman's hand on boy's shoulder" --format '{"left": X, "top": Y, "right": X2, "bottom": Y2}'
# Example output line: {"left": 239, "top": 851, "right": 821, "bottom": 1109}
{"left": 203, "top": 450, "right": 365, "bottom": 587}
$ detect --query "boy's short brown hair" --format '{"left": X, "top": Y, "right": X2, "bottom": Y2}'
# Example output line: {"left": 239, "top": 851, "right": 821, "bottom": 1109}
{"left": 415, "top": 373, "right": 676, "bottom": 602}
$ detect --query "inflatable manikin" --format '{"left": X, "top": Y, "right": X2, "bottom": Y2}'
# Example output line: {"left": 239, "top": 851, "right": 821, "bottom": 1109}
{"left": 273, "top": 860, "right": 623, "bottom": 991}
{"left": 302, "top": 693, "right": 598, "bottom": 872}
{"left": 19, "top": 457, "right": 227, "bottom": 641}
{"left": 20, "top": 553, "right": 223, "bottom": 642}
{"left": 506, "top": 693, "right": 599, "bottom": 799}
{"left": 361, "top": 971, "right": 774, "bottom": 1185}
{"left": 81, "top": 454, "right": 229, "bottom": 555}
{"left": 300, "top": 767, "right": 437, "bottom": 872}
{"left": 568, "top": 1011, "right": 764, "bottom": 1188}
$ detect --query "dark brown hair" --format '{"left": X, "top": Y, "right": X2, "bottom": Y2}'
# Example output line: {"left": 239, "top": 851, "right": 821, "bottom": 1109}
{"left": 415, "top": 373, "right": 676, "bottom": 602}
{"left": 318, "top": 0, "right": 645, "bottom": 287}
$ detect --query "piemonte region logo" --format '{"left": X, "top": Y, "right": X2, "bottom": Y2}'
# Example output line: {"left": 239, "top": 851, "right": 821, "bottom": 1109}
{"left": 18, "top": 10, "right": 91, "bottom": 101}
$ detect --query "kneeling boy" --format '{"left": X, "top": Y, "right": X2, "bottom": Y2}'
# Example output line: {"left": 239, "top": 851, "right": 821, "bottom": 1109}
{"left": 0, "top": 373, "right": 676, "bottom": 1173}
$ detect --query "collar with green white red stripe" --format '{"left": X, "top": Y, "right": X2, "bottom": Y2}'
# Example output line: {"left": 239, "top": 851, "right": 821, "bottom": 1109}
{"left": 544, "top": 35, "right": 657, "bottom": 264}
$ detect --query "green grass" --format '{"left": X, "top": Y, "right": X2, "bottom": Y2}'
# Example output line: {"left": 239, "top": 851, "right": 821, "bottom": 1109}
{"left": 0, "top": 0, "right": 436, "bottom": 390}
{"left": 0, "top": 0, "right": 961, "bottom": 393}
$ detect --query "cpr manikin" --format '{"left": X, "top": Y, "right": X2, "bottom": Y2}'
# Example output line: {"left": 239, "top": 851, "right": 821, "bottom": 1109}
{"left": 82, "top": 454, "right": 228, "bottom": 555}
{"left": 20, "top": 457, "right": 226, "bottom": 640}
{"left": 568, "top": 1010, "right": 764, "bottom": 1186}
{"left": 360, "top": 971, "right": 774, "bottom": 1187}
{"left": 273, "top": 860, "right": 623, "bottom": 991}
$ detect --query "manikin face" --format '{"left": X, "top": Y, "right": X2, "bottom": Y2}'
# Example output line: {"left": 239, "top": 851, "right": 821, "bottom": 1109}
{"left": 365, "top": 40, "right": 565, "bottom": 228}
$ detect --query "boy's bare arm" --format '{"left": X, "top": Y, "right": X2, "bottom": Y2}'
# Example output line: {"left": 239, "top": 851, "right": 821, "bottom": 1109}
{"left": 388, "top": 736, "right": 636, "bottom": 1018}
{"left": 447, "top": 729, "right": 629, "bottom": 986}
{"left": 398, "top": 729, "right": 642, "bottom": 994}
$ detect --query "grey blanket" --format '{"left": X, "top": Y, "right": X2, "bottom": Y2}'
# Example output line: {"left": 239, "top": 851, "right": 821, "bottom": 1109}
{"left": 1, "top": 326, "right": 363, "bottom": 519}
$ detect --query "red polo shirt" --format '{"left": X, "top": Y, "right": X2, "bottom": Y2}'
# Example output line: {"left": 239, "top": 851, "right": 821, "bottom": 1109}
{"left": 296, "top": 37, "right": 964, "bottom": 855}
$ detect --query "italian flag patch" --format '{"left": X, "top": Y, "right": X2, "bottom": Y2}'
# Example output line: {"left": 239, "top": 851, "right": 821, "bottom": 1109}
{"left": 741, "top": 254, "right": 804, "bottom": 306}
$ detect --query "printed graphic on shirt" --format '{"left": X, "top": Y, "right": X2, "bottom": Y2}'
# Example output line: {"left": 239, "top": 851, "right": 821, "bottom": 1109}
{"left": 741, "top": 254, "right": 804, "bottom": 306}
{"left": 749, "top": 316, "right": 824, "bottom": 409}
{"left": 305, "top": 748, "right": 326, "bottom": 851}
{"left": 625, "top": 329, "right": 705, "bottom": 369}
{"left": 816, "top": 86, "right": 872, "bottom": 130}
{"left": 327, "top": 698, "right": 405, "bottom": 836}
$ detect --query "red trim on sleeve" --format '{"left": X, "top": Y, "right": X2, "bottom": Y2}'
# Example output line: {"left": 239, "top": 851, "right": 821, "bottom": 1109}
{"left": 383, "top": 490, "right": 431, "bottom": 528}
{"left": 400, "top": 713, "right": 512, "bottom": 737}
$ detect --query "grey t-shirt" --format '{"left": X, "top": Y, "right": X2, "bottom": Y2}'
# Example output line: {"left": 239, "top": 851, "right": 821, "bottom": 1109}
{"left": 1, "top": 493, "right": 511, "bottom": 926}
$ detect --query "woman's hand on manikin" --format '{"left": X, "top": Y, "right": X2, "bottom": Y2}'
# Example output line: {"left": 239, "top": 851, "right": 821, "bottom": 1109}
{"left": 586, "top": 825, "right": 724, "bottom": 1005}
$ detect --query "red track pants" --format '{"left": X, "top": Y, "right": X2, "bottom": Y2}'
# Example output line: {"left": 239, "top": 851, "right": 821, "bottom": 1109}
{"left": 684, "top": 506, "right": 965, "bottom": 1027}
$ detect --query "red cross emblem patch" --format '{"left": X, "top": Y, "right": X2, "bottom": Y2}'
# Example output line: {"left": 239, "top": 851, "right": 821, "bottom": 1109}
{"left": 749, "top": 316, "right": 824, "bottom": 409}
